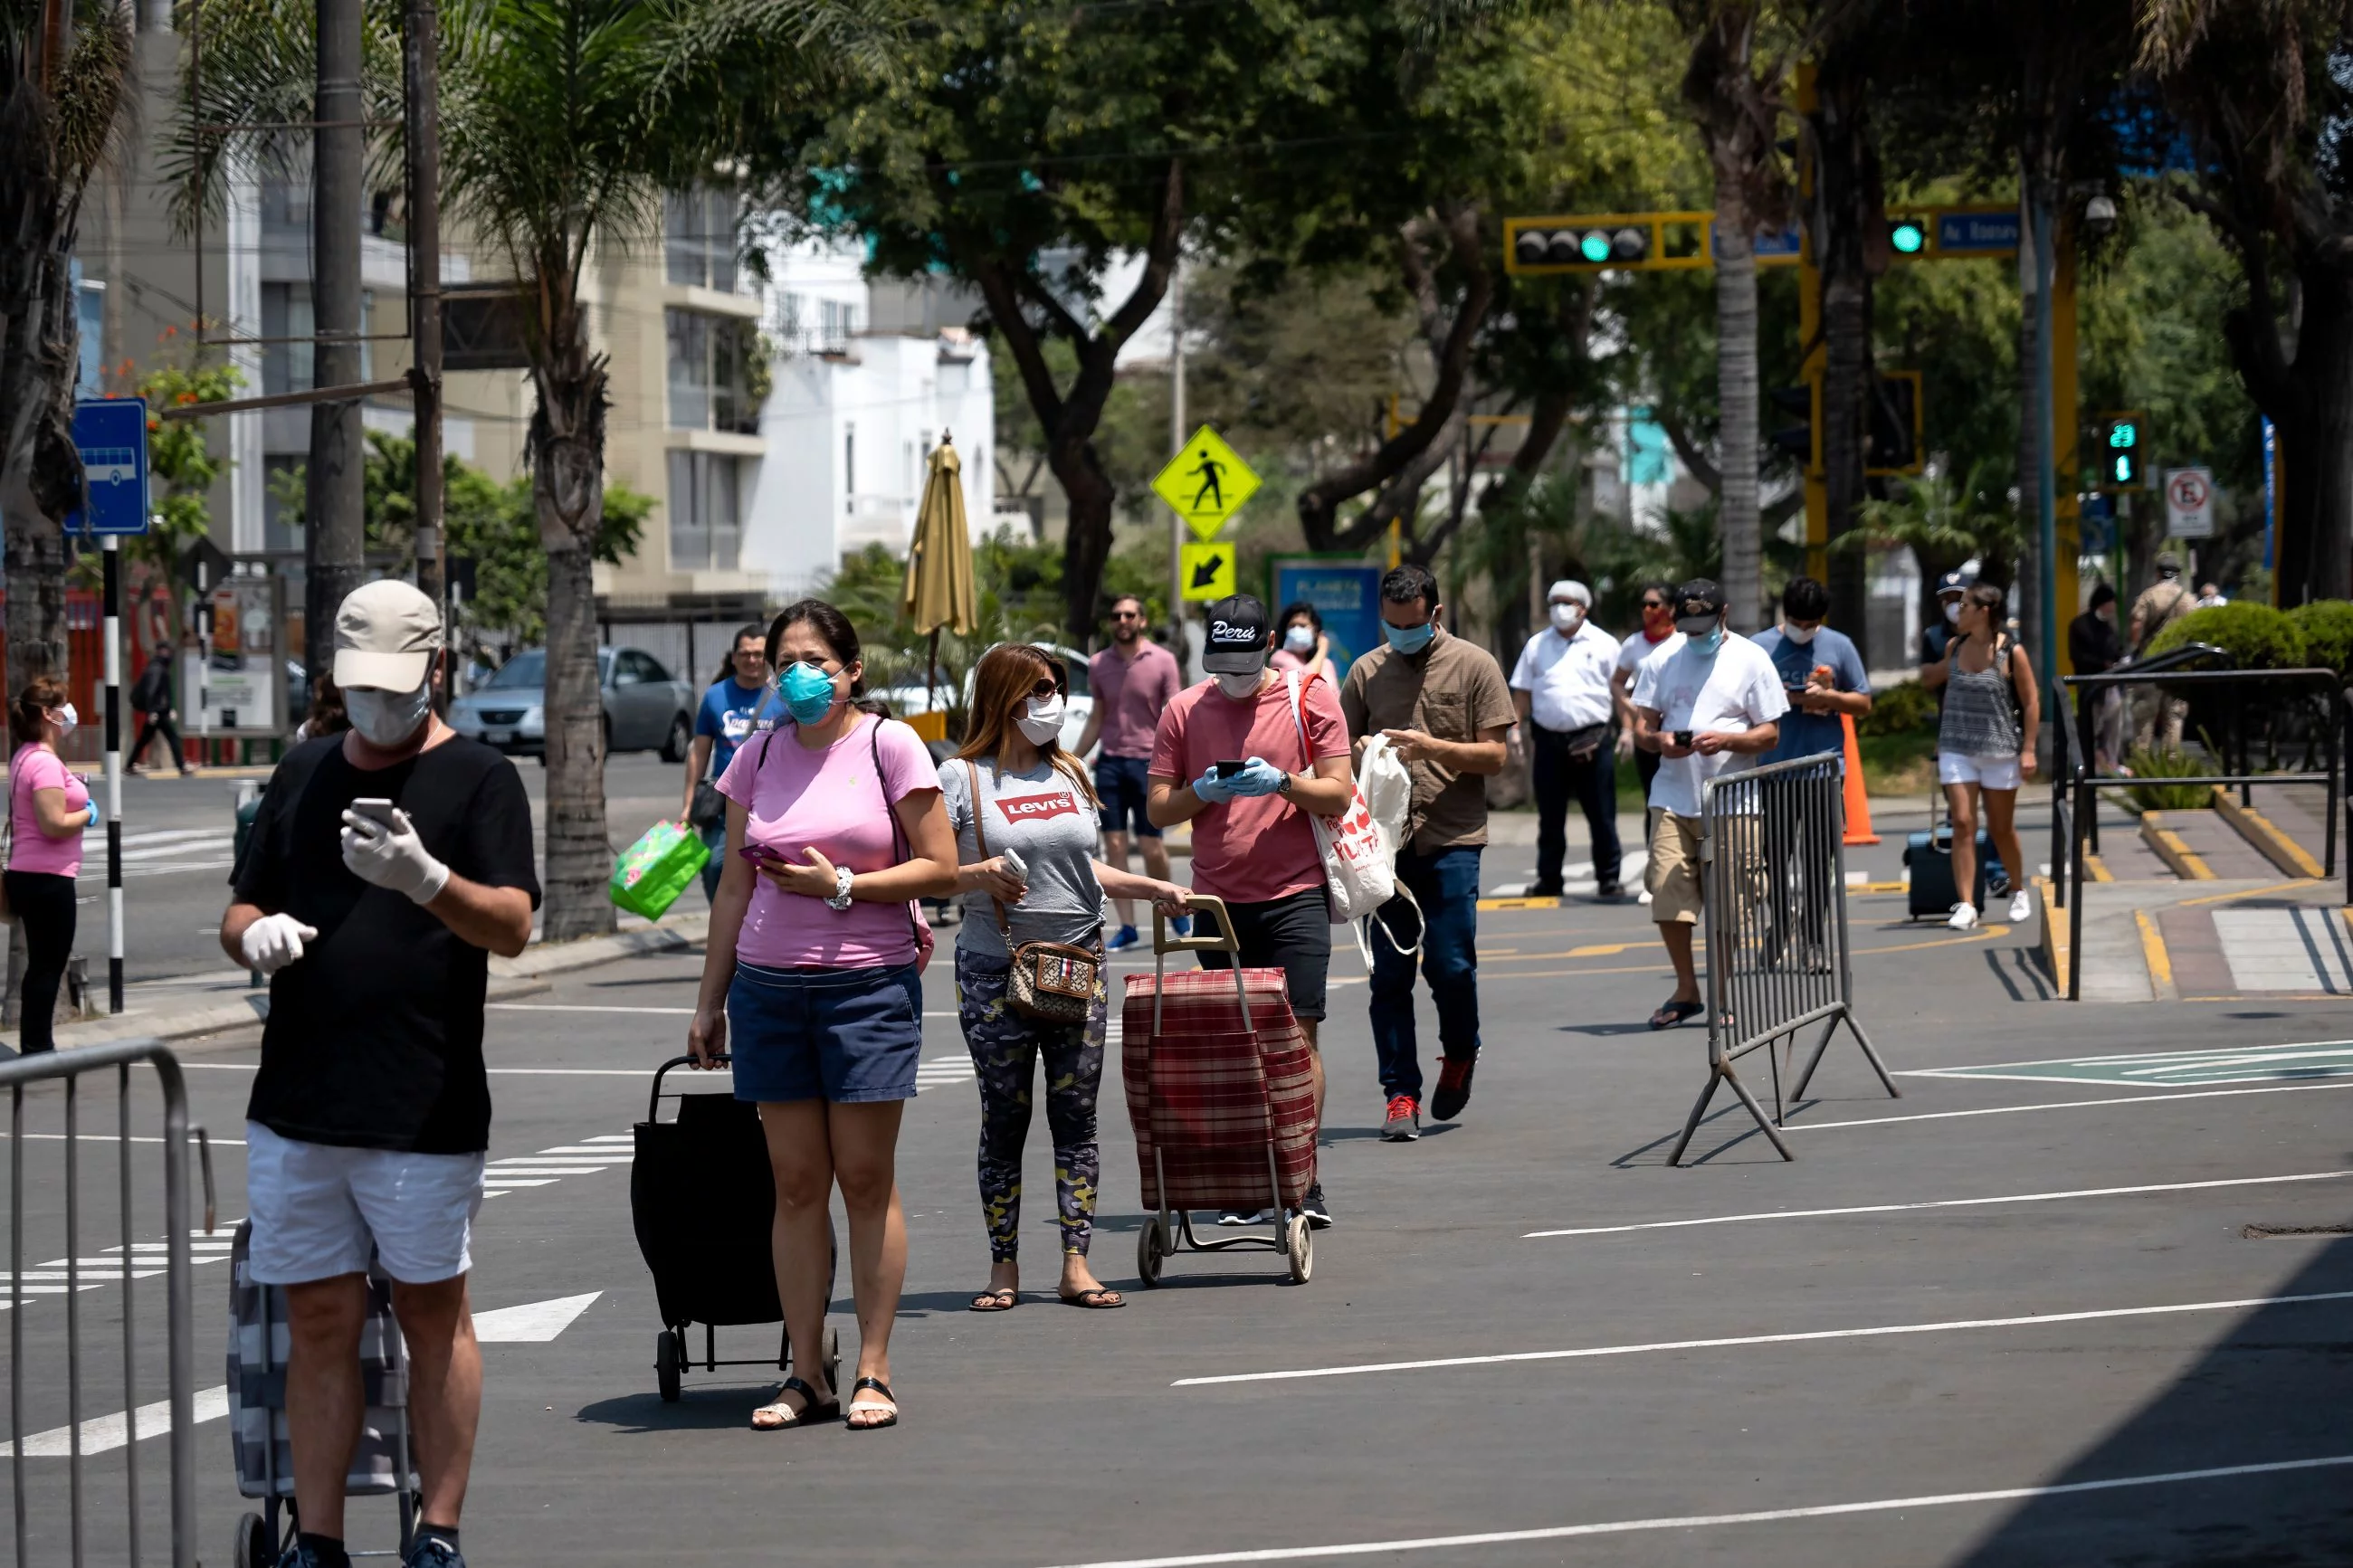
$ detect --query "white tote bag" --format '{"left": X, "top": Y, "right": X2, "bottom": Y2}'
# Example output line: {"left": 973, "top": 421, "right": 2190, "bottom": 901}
{"left": 1283, "top": 672, "right": 1420, "bottom": 960}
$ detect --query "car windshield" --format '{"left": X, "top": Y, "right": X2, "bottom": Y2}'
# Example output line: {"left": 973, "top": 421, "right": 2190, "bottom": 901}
{"left": 486, "top": 651, "right": 545, "bottom": 689}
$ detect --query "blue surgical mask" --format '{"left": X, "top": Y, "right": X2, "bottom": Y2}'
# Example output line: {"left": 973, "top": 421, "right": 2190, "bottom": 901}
{"left": 1385, "top": 622, "right": 1436, "bottom": 656}
{"left": 1690, "top": 626, "right": 1725, "bottom": 658}
{"left": 779, "top": 660, "right": 841, "bottom": 726}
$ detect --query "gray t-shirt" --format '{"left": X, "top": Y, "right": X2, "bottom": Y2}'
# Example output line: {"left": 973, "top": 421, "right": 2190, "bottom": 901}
{"left": 938, "top": 755, "right": 1110, "bottom": 959}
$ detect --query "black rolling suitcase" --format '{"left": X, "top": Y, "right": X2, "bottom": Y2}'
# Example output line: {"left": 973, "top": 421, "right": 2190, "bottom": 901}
{"left": 1903, "top": 794, "right": 2005, "bottom": 921}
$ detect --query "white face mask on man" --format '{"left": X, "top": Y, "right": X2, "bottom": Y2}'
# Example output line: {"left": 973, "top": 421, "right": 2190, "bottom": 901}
{"left": 1784, "top": 622, "right": 1818, "bottom": 644}
{"left": 345, "top": 682, "right": 433, "bottom": 748}
{"left": 1943, "top": 601, "right": 1962, "bottom": 625}
{"left": 1015, "top": 693, "right": 1066, "bottom": 746}
{"left": 1215, "top": 670, "right": 1263, "bottom": 700}
{"left": 1549, "top": 603, "right": 1583, "bottom": 632}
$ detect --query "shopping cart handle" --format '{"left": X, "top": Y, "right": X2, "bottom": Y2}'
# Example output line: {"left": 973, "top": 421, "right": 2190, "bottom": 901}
{"left": 1154, "top": 893, "right": 1241, "bottom": 954}
{"left": 647, "top": 1051, "right": 732, "bottom": 1122}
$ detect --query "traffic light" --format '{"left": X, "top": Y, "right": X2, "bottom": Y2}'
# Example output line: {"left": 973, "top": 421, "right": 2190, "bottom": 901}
{"left": 1768, "top": 384, "right": 1818, "bottom": 469}
{"left": 2096, "top": 412, "right": 2147, "bottom": 490}
{"left": 1866, "top": 372, "right": 1923, "bottom": 475}
{"left": 1888, "top": 217, "right": 1928, "bottom": 256}
{"left": 1509, "top": 220, "right": 1653, "bottom": 272}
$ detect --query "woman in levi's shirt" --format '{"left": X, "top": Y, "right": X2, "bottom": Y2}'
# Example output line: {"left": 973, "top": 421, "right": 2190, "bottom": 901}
{"left": 5, "top": 676, "right": 97, "bottom": 1055}
{"left": 687, "top": 600, "right": 957, "bottom": 1434}
{"left": 944, "top": 643, "right": 1187, "bottom": 1316}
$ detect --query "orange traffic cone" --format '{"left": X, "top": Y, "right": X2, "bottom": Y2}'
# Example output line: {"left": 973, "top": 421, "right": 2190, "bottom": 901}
{"left": 1840, "top": 711, "right": 1879, "bottom": 845}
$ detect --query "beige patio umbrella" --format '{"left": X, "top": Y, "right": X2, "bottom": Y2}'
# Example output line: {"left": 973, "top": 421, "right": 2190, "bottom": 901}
{"left": 900, "top": 431, "right": 977, "bottom": 715}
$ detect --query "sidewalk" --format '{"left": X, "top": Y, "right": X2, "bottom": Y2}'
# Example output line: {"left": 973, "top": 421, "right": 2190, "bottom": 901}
{"left": 2, "top": 912, "right": 712, "bottom": 1057}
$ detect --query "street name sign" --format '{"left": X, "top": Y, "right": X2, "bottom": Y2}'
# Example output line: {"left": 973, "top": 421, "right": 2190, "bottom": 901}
{"left": 1154, "top": 425, "right": 1260, "bottom": 539}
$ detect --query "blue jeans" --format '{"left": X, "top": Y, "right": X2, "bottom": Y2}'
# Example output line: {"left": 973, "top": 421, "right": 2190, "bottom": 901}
{"left": 1367, "top": 846, "right": 1482, "bottom": 1102}
{"left": 699, "top": 822, "right": 726, "bottom": 899}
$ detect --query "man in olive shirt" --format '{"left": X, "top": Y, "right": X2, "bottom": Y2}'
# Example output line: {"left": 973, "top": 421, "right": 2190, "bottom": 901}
{"left": 1338, "top": 565, "right": 1515, "bottom": 1139}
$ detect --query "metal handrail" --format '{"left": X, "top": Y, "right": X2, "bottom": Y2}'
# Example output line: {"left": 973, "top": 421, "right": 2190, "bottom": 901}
{"left": 4, "top": 1039, "right": 214, "bottom": 1567}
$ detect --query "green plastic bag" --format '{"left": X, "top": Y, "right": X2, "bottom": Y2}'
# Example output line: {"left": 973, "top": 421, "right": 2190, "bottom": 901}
{"left": 610, "top": 818, "right": 710, "bottom": 920}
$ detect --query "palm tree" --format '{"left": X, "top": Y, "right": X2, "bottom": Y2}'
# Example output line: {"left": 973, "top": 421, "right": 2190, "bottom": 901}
{"left": 0, "top": 0, "right": 136, "bottom": 688}
{"left": 1843, "top": 461, "right": 2025, "bottom": 635}
{"left": 175, "top": 0, "right": 891, "bottom": 939}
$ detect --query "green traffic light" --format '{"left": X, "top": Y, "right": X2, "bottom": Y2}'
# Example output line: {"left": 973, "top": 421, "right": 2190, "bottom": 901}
{"left": 2108, "top": 422, "right": 2138, "bottom": 448}
{"left": 1890, "top": 222, "right": 1926, "bottom": 255}
{"left": 1579, "top": 231, "right": 1612, "bottom": 263}
{"left": 2113, "top": 454, "right": 2135, "bottom": 483}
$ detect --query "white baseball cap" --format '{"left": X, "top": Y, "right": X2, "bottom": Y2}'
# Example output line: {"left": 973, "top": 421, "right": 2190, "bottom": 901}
{"left": 333, "top": 578, "right": 443, "bottom": 691}
{"left": 1548, "top": 579, "right": 1592, "bottom": 608}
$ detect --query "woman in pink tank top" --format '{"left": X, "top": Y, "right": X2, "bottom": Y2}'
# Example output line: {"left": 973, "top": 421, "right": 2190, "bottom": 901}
{"left": 6, "top": 676, "right": 97, "bottom": 1054}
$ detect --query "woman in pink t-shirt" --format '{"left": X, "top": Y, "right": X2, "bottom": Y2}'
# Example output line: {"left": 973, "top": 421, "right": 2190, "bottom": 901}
{"left": 6, "top": 676, "right": 96, "bottom": 1055}
{"left": 687, "top": 600, "right": 957, "bottom": 1434}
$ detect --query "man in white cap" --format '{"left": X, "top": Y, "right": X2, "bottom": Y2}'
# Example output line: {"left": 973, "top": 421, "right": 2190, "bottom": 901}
{"left": 1510, "top": 579, "right": 1625, "bottom": 898}
{"left": 219, "top": 578, "right": 538, "bottom": 1568}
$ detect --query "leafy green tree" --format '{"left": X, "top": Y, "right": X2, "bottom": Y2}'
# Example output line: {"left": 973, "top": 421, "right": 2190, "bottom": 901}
{"left": 1845, "top": 461, "right": 2025, "bottom": 629}
{"left": 126, "top": 354, "right": 248, "bottom": 659}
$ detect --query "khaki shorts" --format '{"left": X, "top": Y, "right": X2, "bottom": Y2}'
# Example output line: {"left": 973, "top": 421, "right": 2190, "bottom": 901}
{"left": 1646, "top": 809, "right": 1705, "bottom": 925}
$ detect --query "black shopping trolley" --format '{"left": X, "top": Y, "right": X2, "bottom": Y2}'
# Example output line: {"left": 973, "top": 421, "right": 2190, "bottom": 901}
{"left": 633, "top": 1054, "right": 839, "bottom": 1402}
{"left": 225, "top": 1221, "right": 419, "bottom": 1566}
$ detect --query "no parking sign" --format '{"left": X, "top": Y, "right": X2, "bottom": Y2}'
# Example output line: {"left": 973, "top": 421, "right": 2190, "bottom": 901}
{"left": 2164, "top": 467, "right": 2215, "bottom": 539}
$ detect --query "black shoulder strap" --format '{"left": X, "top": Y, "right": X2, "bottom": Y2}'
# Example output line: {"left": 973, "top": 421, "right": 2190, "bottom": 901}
{"left": 871, "top": 717, "right": 922, "bottom": 946}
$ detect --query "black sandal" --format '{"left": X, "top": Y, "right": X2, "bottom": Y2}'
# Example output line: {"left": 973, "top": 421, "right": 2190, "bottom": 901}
{"left": 750, "top": 1375, "right": 839, "bottom": 1430}
{"left": 1648, "top": 998, "right": 1704, "bottom": 1031}
{"left": 968, "top": 1286, "right": 1018, "bottom": 1312}
{"left": 1058, "top": 1286, "right": 1126, "bottom": 1309}
{"left": 844, "top": 1375, "right": 899, "bottom": 1431}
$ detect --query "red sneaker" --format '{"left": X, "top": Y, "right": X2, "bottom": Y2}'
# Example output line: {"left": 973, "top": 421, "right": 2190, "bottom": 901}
{"left": 1381, "top": 1094, "right": 1421, "bottom": 1142}
{"left": 1432, "top": 1052, "right": 1478, "bottom": 1121}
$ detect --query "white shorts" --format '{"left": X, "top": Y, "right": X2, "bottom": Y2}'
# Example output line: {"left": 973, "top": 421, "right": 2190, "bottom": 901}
{"left": 1938, "top": 751, "right": 2022, "bottom": 791}
{"left": 244, "top": 1122, "right": 485, "bottom": 1286}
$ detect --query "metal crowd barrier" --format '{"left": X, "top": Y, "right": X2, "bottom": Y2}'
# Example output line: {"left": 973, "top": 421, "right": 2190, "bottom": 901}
{"left": 5, "top": 1041, "right": 215, "bottom": 1567}
{"left": 1667, "top": 753, "right": 1898, "bottom": 1166}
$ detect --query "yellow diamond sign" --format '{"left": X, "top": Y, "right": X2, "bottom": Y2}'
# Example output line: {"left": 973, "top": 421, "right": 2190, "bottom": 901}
{"left": 1179, "top": 541, "right": 1236, "bottom": 602}
{"left": 1153, "top": 425, "right": 1261, "bottom": 539}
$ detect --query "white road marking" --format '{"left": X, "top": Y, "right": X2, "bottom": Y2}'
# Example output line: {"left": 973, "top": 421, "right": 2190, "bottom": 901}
{"left": 0, "top": 1386, "right": 231, "bottom": 1459}
{"left": 0, "top": 1132, "right": 248, "bottom": 1145}
{"left": 473, "top": 1291, "right": 600, "bottom": 1342}
{"left": 486, "top": 1003, "right": 692, "bottom": 1015}
{"left": 1034, "top": 1453, "right": 2353, "bottom": 1567}
{"left": 1169, "top": 1288, "right": 2353, "bottom": 1387}
{"left": 536, "top": 1146, "right": 635, "bottom": 1157}
{"left": 1523, "top": 1170, "right": 2353, "bottom": 1238}
{"left": 1791, "top": 1078, "right": 2353, "bottom": 1130}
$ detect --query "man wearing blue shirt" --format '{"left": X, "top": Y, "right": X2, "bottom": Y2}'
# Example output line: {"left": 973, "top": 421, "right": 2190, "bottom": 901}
{"left": 677, "top": 624, "right": 780, "bottom": 898}
{"left": 1752, "top": 577, "right": 1872, "bottom": 765}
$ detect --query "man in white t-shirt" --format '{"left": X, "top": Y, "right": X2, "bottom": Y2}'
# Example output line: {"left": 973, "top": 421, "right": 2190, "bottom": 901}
{"left": 1630, "top": 579, "right": 1786, "bottom": 1031}
{"left": 1510, "top": 580, "right": 1624, "bottom": 897}
{"left": 1610, "top": 580, "right": 1682, "bottom": 901}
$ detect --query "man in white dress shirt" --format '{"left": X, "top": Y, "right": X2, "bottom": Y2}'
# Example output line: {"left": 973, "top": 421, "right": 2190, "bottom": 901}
{"left": 1510, "top": 580, "right": 1625, "bottom": 898}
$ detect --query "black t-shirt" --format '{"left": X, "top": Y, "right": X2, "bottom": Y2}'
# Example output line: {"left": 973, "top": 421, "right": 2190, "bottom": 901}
{"left": 2069, "top": 611, "right": 2121, "bottom": 676}
{"left": 234, "top": 733, "right": 540, "bottom": 1153}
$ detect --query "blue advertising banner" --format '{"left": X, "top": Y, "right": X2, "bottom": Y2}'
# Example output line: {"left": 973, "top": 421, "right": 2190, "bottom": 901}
{"left": 1269, "top": 556, "right": 1384, "bottom": 681}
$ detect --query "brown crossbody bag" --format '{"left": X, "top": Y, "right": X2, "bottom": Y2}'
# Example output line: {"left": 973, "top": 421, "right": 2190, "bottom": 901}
{"left": 966, "top": 758, "right": 1100, "bottom": 1023}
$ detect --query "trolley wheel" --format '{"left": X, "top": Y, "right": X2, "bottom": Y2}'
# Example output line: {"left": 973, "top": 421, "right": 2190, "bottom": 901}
{"left": 1137, "top": 1218, "right": 1165, "bottom": 1287}
{"left": 235, "top": 1510, "right": 273, "bottom": 1568}
{"left": 822, "top": 1325, "right": 842, "bottom": 1393}
{"left": 1284, "top": 1215, "right": 1313, "bottom": 1284}
{"left": 655, "top": 1328, "right": 683, "bottom": 1402}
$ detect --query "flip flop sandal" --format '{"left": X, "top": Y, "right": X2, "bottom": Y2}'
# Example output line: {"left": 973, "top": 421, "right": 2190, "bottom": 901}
{"left": 750, "top": 1376, "right": 839, "bottom": 1430}
{"left": 1058, "top": 1287, "right": 1126, "bottom": 1309}
{"left": 844, "top": 1375, "right": 899, "bottom": 1431}
{"left": 1648, "top": 998, "right": 1704, "bottom": 1031}
{"left": 968, "top": 1286, "right": 1018, "bottom": 1312}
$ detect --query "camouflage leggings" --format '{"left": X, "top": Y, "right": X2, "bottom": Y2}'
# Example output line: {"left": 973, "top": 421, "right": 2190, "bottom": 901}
{"left": 955, "top": 947, "right": 1108, "bottom": 1261}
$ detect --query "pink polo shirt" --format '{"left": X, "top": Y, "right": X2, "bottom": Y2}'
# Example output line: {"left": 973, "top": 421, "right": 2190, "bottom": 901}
{"left": 8, "top": 745, "right": 87, "bottom": 878}
{"left": 1089, "top": 641, "right": 1183, "bottom": 760}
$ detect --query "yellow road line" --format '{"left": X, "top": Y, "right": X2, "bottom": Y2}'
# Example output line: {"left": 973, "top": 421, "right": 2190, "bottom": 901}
{"left": 2136, "top": 909, "right": 2177, "bottom": 1000}
{"left": 2085, "top": 853, "right": 2113, "bottom": 883}
{"left": 2178, "top": 879, "right": 2324, "bottom": 908}
{"left": 1476, "top": 896, "right": 1562, "bottom": 911}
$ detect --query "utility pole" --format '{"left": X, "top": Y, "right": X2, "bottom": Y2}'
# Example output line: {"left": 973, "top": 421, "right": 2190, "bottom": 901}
{"left": 1166, "top": 255, "right": 1187, "bottom": 675}
{"left": 404, "top": 0, "right": 446, "bottom": 664}
{"left": 305, "top": 0, "right": 367, "bottom": 679}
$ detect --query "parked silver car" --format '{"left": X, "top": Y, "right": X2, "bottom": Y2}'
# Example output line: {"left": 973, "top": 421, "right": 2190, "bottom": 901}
{"left": 447, "top": 646, "right": 696, "bottom": 760}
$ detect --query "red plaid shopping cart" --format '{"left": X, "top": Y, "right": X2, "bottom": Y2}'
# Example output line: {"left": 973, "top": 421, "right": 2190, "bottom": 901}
{"left": 1121, "top": 895, "right": 1319, "bottom": 1285}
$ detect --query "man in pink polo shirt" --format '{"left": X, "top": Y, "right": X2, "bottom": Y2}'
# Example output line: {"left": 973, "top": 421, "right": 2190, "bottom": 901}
{"left": 1077, "top": 594, "right": 1186, "bottom": 948}
{"left": 1148, "top": 594, "right": 1355, "bottom": 1228}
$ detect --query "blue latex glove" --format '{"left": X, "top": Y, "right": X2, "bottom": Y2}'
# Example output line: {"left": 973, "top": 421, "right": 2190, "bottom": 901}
{"left": 1226, "top": 756, "right": 1287, "bottom": 798}
{"left": 82, "top": 795, "right": 100, "bottom": 829}
{"left": 1191, "top": 765, "right": 1239, "bottom": 805}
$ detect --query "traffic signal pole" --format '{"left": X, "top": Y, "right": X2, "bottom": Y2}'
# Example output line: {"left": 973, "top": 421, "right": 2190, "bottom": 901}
{"left": 2052, "top": 223, "right": 2081, "bottom": 677}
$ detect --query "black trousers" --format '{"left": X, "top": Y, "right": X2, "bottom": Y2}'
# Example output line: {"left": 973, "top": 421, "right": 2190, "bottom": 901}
{"left": 5, "top": 870, "right": 75, "bottom": 1054}
{"left": 132, "top": 710, "right": 184, "bottom": 771}
{"left": 1529, "top": 722, "right": 1621, "bottom": 892}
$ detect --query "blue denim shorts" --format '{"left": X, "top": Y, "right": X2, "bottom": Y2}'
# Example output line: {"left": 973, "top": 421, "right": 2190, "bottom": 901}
{"left": 726, "top": 961, "right": 924, "bottom": 1104}
{"left": 1093, "top": 754, "right": 1160, "bottom": 839}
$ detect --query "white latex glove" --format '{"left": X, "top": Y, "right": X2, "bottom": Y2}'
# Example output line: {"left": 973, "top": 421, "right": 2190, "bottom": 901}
{"left": 241, "top": 913, "right": 319, "bottom": 976}
{"left": 339, "top": 807, "right": 452, "bottom": 905}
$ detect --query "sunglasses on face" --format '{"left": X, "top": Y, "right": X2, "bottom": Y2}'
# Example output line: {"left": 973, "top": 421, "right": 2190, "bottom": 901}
{"left": 1025, "top": 675, "right": 1066, "bottom": 701}
{"left": 1112, "top": 609, "right": 1146, "bottom": 621}
{"left": 1642, "top": 600, "right": 1668, "bottom": 612}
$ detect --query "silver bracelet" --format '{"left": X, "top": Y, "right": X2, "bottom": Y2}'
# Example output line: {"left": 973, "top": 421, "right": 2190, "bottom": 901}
{"left": 825, "top": 864, "right": 855, "bottom": 911}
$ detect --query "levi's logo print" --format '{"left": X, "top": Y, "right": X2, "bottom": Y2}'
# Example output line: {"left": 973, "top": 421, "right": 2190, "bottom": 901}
{"left": 996, "top": 791, "right": 1078, "bottom": 823}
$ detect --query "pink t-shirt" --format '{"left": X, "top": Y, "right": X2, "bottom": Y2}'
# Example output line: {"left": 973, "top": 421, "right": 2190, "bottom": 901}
{"left": 8, "top": 745, "right": 88, "bottom": 878}
{"left": 716, "top": 713, "right": 940, "bottom": 968}
{"left": 1149, "top": 674, "right": 1348, "bottom": 905}
{"left": 1089, "top": 641, "right": 1183, "bottom": 759}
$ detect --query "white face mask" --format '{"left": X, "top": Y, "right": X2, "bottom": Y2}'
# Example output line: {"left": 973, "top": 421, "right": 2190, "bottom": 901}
{"left": 1943, "top": 601, "right": 1962, "bottom": 624}
{"left": 49, "top": 704, "right": 77, "bottom": 736}
{"left": 345, "top": 683, "right": 433, "bottom": 748}
{"left": 1549, "top": 603, "right": 1582, "bottom": 632}
{"left": 1784, "top": 622, "right": 1818, "bottom": 644}
{"left": 1015, "top": 694, "right": 1065, "bottom": 746}
{"left": 1215, "top": 670, "right": 1263, "bottom": 701}
{"left": 1284, "top": 624, "right": 1316, "bottom": 655}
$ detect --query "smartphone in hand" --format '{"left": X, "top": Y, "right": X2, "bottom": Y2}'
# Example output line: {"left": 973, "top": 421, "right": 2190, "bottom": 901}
{"left": 348, "top": 797, "right": 398, "bottom": 830}
{"left": 1672, "top": 730, "right": 1693, "bottom": 750}
{"left": 1214, "top": 759, "right": 1247, "bottom": 778}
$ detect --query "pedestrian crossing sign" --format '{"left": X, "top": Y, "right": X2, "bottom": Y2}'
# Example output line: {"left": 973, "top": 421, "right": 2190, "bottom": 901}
{"left": 1153, "top": 425, "right": 1260, "bottom": 539}
{"left": 1179, "top": 541, "right": 1236, "bottom": 602}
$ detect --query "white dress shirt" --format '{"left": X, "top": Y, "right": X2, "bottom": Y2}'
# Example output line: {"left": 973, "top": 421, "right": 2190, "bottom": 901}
{"left": 1510, "top": 620, "right": 1623, "bottom": 732}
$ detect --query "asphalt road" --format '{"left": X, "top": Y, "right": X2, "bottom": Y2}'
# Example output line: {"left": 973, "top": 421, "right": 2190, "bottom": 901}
{"left": 9, "top": 843, "right": 2353, "bottom": 1566}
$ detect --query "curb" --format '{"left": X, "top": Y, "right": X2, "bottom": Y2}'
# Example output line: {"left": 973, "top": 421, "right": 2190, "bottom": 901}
{"left": 2139, "top": 814, "right": 2215, "bottom": 880}
{"left": 491, "top": 913, "right": 709, "bottom": 978}
{"left": 2034, "top": 875, "right": 2068, "bottom": 996}
{"left": 24, "top": 972, "right": 557, "bottom": 1060}
{"left": 2211, "top": 786, "right": 2325, "bottom": 879}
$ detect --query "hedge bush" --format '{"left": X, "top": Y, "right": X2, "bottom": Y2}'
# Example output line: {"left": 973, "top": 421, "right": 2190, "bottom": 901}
{"left": 1858, "top": 679, "right": 1939, "bottom": 736}
{"left": 2286, "top": 600, "right": 2353, "bottom": 679}
{"left": 2144, "top": 601, "right": 2308, "bottom": 670}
